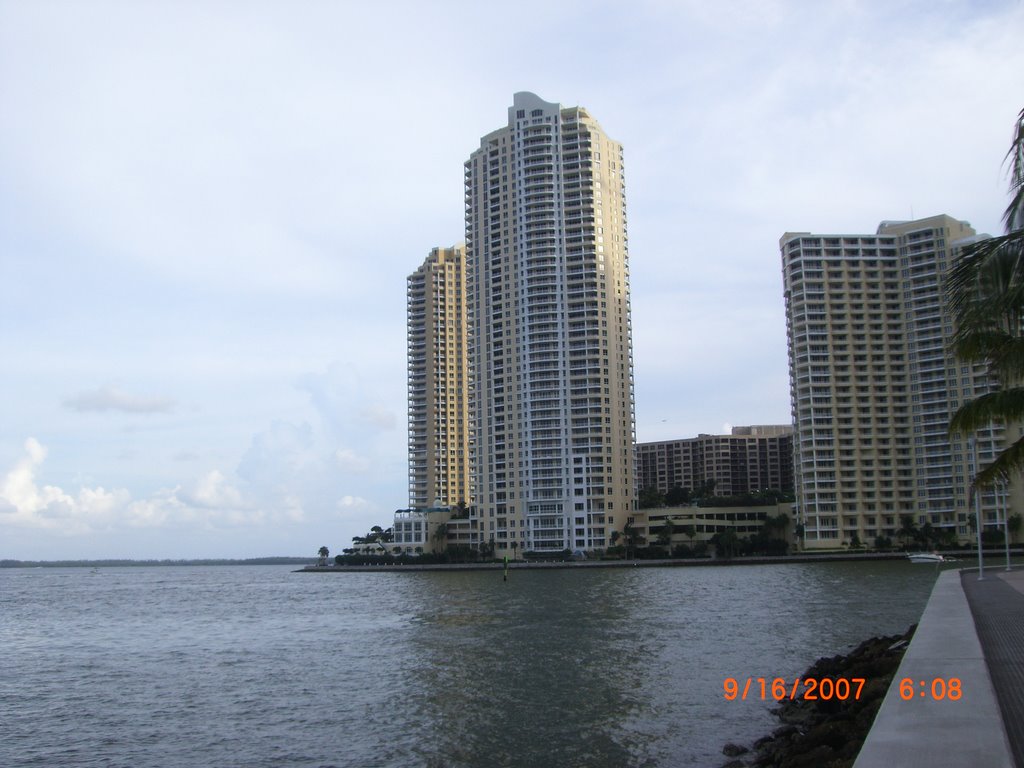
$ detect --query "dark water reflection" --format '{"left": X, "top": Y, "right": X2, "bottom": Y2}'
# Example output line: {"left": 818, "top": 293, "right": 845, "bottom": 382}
{"left": 0, "top": 561, "right": 950, "bottom": 767}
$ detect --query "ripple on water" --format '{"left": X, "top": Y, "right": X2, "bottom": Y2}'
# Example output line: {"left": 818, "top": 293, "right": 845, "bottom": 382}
{"left": 0, "top": 562, "right": 945, "bottom": 767}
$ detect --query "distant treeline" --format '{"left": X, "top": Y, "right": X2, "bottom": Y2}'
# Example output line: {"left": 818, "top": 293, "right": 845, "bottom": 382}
{"left": 0, "top": 557, "right": 312, "bottom": 568}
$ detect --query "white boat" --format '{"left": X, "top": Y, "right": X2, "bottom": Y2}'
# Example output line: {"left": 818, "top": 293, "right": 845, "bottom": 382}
{"left": 907, "top": 552, "right": 944, "bottom": 563}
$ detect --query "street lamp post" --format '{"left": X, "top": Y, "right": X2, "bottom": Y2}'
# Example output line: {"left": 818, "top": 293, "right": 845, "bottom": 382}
{"left": 970, "top": 436, "right": 984, "bottom": 580}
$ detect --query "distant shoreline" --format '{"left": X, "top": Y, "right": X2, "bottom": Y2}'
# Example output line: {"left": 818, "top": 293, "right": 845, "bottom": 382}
{"left": 295, "top": 551, "right": 1009, "bottom": 573}
{"left": 0, "top": 557, "right": 311, "bottom": 569}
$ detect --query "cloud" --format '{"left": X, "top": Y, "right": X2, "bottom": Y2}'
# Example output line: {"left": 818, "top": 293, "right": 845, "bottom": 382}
{"left": 0, "top": 438, "right": 279, "bottom": 536}
{"left": 178, "top": 470, "right": 248, "bottom": 510}
{"left": 0, "top": 437, "right": 131, "bottom": 534}
{"left": 337, "top": 495, "right": 369, "bottom": 511}
{"left": 359, "top": 405, "right": 396, "bottom": 431}
{"left": 236, "top": 421, "right": 317, "bottom": 490}
{"left": 296, "top": 362, "right": 398, "bottom": 440}
{"left": 63, "top": 387, "right": 176, "bottom": 414}
{"left": 335, "top": 448, "right": 370, "bottom": 474}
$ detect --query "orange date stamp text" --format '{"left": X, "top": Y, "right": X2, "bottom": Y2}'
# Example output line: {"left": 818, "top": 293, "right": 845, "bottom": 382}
{"left": 723, "top": 677, "right": 866, "bottom": 702}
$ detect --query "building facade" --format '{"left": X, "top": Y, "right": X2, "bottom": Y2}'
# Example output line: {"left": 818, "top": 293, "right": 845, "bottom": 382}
{"left": 637, "top": 426, "right": 794, "bottom": 498}
{"left": 464, "top": 92, "right": 638, "bottom": 554}
{"left": 782, "top": 214, "right": 1014, "bottom": 549}
{"left": 407, "top": 245, "right": 472, "bottom": 509}
{"left": 646, "top": 504, "right": 796, "bottom": 549}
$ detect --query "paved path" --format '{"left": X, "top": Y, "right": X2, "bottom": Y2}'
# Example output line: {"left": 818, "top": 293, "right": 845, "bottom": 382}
{"left": 854, "top": 568, "right": 1016, "bottom": 768}
{"left": 962, "top": 568, "right": 1024, "bottom": 768}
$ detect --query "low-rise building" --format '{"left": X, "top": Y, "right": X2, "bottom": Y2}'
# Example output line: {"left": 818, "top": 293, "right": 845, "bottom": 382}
{"left": 392, "top": 506, "right": 452, "bottom": 554}
{"left": 646, "top": 504, "right": 796, "bottom": 550}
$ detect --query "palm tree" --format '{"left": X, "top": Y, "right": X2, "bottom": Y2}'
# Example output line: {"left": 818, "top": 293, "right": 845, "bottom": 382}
{"left": 680, "top": 524, "right": 696, "bottom": 546}
{"left": 432, "top": 522, "right": 448, "bottom": 554}
{"left": 657, "top": 518, "right": 676, "bottom": 553}
{"left": 947, "top": 107, "right": 1024, "bottom": 487}
{"left": 317, "top": 546, "right": 329, "bottom": 565}
{"left": 897, "top": 514, "right": 919, "bottom": 550}
{"left": 623, "top": 521, "right": 637, "bottom": 558}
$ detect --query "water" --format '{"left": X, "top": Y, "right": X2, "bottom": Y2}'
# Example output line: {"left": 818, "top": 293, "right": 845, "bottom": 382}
{"left": 0, "top": 561, "right": 949, "bottom": 767}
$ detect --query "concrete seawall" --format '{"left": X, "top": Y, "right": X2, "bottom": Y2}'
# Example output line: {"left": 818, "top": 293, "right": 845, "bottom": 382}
{"left": 853, "top": 569, "right": 1014, "bottom": 767}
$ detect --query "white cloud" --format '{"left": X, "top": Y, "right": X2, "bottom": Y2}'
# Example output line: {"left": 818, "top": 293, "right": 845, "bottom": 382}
{"left": 358, "top": 405, "right": 397, "bottom": 431}
{"left": 335, "top": 448, "right": 370, "bottom": 474}
{"left": 337, "top": 495, "right": 369, "bottom": 510}
{"left": 179, "top": 470, "right": 248, "bottom": 510}
{"left": 63, "top": 387, "right": 176, "bottom": 414}
{"left": 0, "top": 437, "right": 131, "bottom": 534}
{"left": 0, "top": 438, "right": 286, "bottom": 538}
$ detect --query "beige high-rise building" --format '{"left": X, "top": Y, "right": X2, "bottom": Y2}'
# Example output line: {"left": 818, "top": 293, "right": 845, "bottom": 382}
{"left": 464, "top": 92, "right": 638, "bottom": 554}
{"left": 637, "top": 426, "right": 794, "bottom": 499}
{"left": 782, "top": 214, "right": 1016, "bottom": 549}
{"left": 406, "top": 245, "right": 472, "bottom": 509}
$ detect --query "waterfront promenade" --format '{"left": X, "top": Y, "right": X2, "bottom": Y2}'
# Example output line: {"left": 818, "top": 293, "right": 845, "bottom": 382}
{"left": 854, "top": 566, "right": 1024, "bottom": 768}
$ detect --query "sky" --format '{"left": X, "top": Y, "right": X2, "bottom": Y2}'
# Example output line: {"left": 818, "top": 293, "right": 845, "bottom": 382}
{"left": 2, "top": 0, "right": 1022, "bottom": 560}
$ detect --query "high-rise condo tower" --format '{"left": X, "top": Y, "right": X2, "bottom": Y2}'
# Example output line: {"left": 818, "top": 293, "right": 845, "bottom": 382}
{"left": 782, "top": 214, "right": 1018, "bottom": 549}
{"left": 465, "top": 92, "right": 638, "bottom": 555}
{"left": 406, "top": 245, "right": 472, "bottom": 509}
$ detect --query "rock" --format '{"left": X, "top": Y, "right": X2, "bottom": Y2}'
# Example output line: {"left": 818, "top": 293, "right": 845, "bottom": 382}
{"left": 719, "top": 624, "right": 916, "bottom": 768}
{"left": 781, "top": 744, "right": 836, "bottom": 768}
{"left": 772, "top": 725, "right": 798, "bottom": 740}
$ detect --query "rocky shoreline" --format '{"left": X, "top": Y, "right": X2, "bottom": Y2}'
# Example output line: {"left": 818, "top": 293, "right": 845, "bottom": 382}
{"left": 720, "top": 625, "right": 916, "bottom": 768}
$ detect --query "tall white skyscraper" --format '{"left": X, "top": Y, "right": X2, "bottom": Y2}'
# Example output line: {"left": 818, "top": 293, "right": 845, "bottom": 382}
{"left": 464, "top": 92, "right": 638, "bottom": 555}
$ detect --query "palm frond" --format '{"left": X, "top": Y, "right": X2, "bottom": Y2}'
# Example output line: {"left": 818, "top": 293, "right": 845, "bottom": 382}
{"left": 952, "top": 330, "right": 1024, "bottom": 382}
{"left": 974, "top": 434, "right": 1024, "bottom": 487}
{"left": 1004, "top": 106, "right": 1024, "bottom": 234}
{"left": 946, "top": 234, "right": 1024, "bottom": 329}
{"left": 950, "top": 388, "right": 1024, "bottom": 434}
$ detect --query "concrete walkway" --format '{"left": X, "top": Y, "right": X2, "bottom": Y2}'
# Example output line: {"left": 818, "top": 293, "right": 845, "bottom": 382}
{"left": 961, "top": 568, "right": 1024, "bottom": 768}
{"left": 854, "top": 567, "right": 1017, "bottom": 768}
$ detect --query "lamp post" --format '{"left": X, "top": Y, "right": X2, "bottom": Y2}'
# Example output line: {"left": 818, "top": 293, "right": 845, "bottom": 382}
{"left": 970, "top": 436, "right": 984, "bottom": 580}
{"left": 1000, "top": 481, "right": 1011, "bottom": 572}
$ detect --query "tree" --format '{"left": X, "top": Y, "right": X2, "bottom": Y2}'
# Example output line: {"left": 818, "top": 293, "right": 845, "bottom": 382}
{"left": 510, "top": 540, "right": 519, "bottom": 561}
{"left": 680, "top": 524, "right": 696, "bottom": 546}
{"left": 947, "top": 107, "right": 1024, "bottom": 487}
{"left": 656, "top": 519, "right": 676, "bottom": 552}
{"left": 623, "top": 521, "right": 642, "bottom": 558}
{"left": 665, "top": 485, "right": 691, "bottom": 506}
{"left": 432, "top": 522, "right": 448, "bottom": 554}
{"left": 711, "top": 528, "right": 738, "bottom": 559}
{"left": 918, "top": 522, "right": 936, "bottom": 550}
{"left": 694, "top": 479, "right": 717, "bottom": 501}
{"left": 1009, "top": 513, "right": 1022, "bottom": 544}
{"left": 317, "top": 546, "right": 329, "bottom": 565}
{"left": 639, "top": 486, "right": 665, "bottom": 509}
{"left": 897, "top": 514, "right": 919, "bottom": 550}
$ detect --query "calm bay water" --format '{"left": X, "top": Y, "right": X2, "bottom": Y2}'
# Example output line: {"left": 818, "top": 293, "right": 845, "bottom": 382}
{"left": 1, "top": 561, "right": 950, "bottom": 767}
